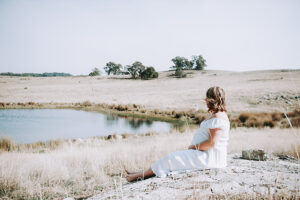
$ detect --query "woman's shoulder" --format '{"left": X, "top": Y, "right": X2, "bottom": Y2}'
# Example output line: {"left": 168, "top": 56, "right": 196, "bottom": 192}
{"left": 207, "top": 117, "right": 230, "bottom": 129}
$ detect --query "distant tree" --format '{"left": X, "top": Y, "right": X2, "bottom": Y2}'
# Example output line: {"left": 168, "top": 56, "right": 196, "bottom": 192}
{"left": 174, "top": 68, "right": 187, "bottom": 78}
{"left": 191, "top": 55, "right": 206, "bottom": 70}
{"left": 104, "top": 62, "right": 123, "bottom": 75}
{"left": 141, "top": 67, "right": 159, "bottom": 80}
{"left": 127, "top": 61, "right": 145, "bottom": 79}
{"left": 170, "top": 56, "right": 193, "bottom": 71}
{"left": 89, "top": 68, "right": 100, "bottom": 76}
{"left": 0, "top": 72, "right": 72, "bottom": 77}
{"left": 121, "top": 65, "right": 130, "bottom": 75}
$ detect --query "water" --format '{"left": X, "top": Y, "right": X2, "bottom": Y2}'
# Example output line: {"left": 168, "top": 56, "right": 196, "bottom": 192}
{"left": 0, "top": 109, "right": 173, "bottom": 143}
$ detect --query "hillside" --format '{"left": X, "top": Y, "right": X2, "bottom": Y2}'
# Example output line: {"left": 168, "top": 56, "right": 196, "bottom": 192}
{"left": 0, "top": 69, "right": 299, "bottom": 113}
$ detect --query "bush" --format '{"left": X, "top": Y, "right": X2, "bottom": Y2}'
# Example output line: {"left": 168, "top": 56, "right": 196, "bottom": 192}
{"left": 174, "top": 68, "right": 187, "bottom": 78}
{"left": 271, "top": 112, "right": 283, "bottom": 121}
{"left": 0, "top": 102, "right": 5, "bottom": 108}
{"left": 89, "top": 68, "right": 100, "bottom": 76}
{"left": 291, "top": 116, "right": 300, "bottom": 128}
{"left": 238, "top": 112, "right": 282, "bottom": 128}
{"left": 239, "top": 113, "right": 250, "bottom": 123}
{"left": 116, "top": 104, "right": 128, "bottom": 111}
{"left": 127, "top": 61, "right": 145, "bottom": 79}
{"left": 244, "top": 117, "right": 264, "bottom": 128}
{"left": 263, "top": 120, "right": 275, "bottom": 128}
{"left": 141, "top": 67, "right": 159, "bottom": 80}
{"left": 0, "top": 136, "right": 15, "bottom": 151}
{"left": 125, "top": 62, "right": 159, "bottom": 80}
{"left": 81, "top": 101, "right": 92, "bottom": 107}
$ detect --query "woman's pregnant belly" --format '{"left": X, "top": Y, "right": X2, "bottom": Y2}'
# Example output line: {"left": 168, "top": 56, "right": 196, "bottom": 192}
{"left": 190, "top": 130, "right": 209, "bottom": 146}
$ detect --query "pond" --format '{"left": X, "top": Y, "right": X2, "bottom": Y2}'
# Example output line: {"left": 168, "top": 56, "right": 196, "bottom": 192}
{"left": 0, "top": 109, "right": 173, "bottom": 143}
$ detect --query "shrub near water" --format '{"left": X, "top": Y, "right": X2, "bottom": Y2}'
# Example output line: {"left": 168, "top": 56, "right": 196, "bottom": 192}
{"left": 0, "top": 136, "right": 15, "bottom": 151}
{"left": 235, "top": 109, "right": 300, "bottom": 128}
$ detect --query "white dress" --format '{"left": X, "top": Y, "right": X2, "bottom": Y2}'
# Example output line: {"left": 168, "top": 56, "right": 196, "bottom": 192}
{"left": 151, "top": 117, "right": 230, "bottom": 177}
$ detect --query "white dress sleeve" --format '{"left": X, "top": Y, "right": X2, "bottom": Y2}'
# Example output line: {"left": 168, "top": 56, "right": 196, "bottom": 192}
{"left": 208, "top": 118, "right": 227, "bottom": 130}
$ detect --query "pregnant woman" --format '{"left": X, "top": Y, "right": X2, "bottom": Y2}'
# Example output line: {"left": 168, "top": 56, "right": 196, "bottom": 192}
{"left": 126, "top": 86, "right": 230, "bottom": 182}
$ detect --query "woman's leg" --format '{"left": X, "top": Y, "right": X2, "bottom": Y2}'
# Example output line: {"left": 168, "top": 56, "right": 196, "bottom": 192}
{"left": 125, "top": 169, "right": 138, "bottom": 175}
{"left": 125, "top": 167, "right": 155, "bottom": 182}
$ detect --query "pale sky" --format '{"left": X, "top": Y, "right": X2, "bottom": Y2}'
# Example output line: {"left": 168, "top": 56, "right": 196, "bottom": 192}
{"left": 0, "top": 0, "right": 299, "bottom": 75}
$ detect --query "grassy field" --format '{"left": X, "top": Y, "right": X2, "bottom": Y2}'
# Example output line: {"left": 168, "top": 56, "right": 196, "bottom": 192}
{"left": 0, "top": 128, "right": 299, "bottom": 199}
{"left": 0, "top": 69, "right": 299, "bottom": 199}
{"left": 0, "top": 69, "right": 299, "bottom": 113}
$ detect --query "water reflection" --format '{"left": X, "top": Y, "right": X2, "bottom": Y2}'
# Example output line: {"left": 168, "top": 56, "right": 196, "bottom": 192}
{"left": 106, "top": 115, "right": 119, "bottom": 126}
{"left": 0, "top": 109, "right": 173, "bottom": 143}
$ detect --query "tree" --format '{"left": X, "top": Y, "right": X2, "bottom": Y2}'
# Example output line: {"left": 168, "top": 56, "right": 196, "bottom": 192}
{"left": 174, "top": 68, "right": 187, "bottom": 78}
{"left": 170, "top": 56, "right": 193, "bottom": 71}
{"left": 141, "top": 67, "right": 159, "bottom": 80}
{"left": 191, "top": 55, "right": 206, "bottom": 70}
{"left": 104, "top": 62, "right": 123, "bottom": 75}
{"left": 127, "top": 61, "right": 145, "bottom": 79}
{"left": 89, "top": 68, "right": 100, "bottom": 76}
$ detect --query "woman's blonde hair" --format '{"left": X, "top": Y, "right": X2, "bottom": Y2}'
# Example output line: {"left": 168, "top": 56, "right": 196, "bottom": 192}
{"left": 206, "top": 86, "right": 227, "bottom": 113}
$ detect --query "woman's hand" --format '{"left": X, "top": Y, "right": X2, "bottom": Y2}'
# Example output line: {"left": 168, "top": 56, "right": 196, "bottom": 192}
{"left": 188, "top": 145, "right": 196, "bottom": 150}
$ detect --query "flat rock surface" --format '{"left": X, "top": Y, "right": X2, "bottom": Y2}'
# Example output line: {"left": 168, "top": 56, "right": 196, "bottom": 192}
{"left": 89, "top": 154, "right": 299, "bottom": 199}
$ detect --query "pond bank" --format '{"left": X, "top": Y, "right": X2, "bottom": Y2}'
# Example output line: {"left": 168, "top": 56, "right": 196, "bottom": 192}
{"left": 0, "top": 101, "right": 299, "bottom": 129}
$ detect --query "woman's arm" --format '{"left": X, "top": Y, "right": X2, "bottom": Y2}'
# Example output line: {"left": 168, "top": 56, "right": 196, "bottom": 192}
{"left": 188, "top": 128, "right": 223, "bottom": 151}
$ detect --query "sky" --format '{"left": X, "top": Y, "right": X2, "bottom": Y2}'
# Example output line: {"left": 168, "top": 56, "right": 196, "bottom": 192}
{"left": 0, "top": 0, "right": 299, "bottom": 75}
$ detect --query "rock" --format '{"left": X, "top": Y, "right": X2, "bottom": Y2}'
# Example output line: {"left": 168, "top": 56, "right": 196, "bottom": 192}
{"left": 63, "top": 198, "right": 74, "bottom": 200}
{"left": 242, "top": 149, "right": 267, "bottom": 161}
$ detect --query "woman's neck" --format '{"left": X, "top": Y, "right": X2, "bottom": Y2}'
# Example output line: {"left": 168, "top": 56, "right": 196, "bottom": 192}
{"left": 212, "top": 111, "right": 228, "bottom": 120}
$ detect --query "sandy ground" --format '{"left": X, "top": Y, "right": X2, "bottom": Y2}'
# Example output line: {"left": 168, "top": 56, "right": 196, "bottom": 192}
{"left": 0, "top": 69, "right": 299, "bottom": 113}
{"left": 89, "top": 154, "right": 299, "bottom": 200}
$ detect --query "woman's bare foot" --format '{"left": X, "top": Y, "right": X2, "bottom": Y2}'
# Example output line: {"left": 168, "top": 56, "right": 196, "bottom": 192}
{"left": 125, "top": 174, "right": 139, "bottom": 182}
{"left": 125, "top": 168, "right": 155, "bottom": 182}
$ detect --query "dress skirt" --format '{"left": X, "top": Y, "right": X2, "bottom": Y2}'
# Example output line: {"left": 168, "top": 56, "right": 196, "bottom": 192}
{"left": 151, "top": 149, "right": 210, "bottom": 178}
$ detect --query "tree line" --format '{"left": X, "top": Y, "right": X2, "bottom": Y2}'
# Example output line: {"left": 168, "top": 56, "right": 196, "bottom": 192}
{"left": 0, "top": 55, "right": 206, "bottom": 79}
{"left": 0, "top": 72, "right": 72, "bottom": 77}
{"left": 90, "top": 55, "right": 206, "bottom": 79}
{"left": 90, "top": 61, "right": 159, "bottom": 80}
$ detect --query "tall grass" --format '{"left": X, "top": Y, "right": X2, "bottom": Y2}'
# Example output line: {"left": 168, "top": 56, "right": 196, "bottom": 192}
{"left": 233, "top": 109, "right": 300, "bottom": 128}
{"left": 0, "top": 128, "right": 299, "bottom": 199}
{"left": 0, "top": 136, "right": 15, "bottom": 152}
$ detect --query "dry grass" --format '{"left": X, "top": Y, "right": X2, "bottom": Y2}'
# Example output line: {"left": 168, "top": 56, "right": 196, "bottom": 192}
{"left": 0, "top": 137, "right": 64, "bottom": 153}
{"left": 1, "top": 70, "right": 299, "bottom": 113}
{"left": 0, "top": 128, "right": 299, "bottom": 199}
{"left": 228, "top": 127, "right": 300, "bottom": 159}
{"left": 232, "top": 109, "right": 300, "bottom": 128}
{"left": 0, "top": 136, "right": 15, "bottom": 152}
{"left": 81, "top": 100, "right": 92, "bottom": 107}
